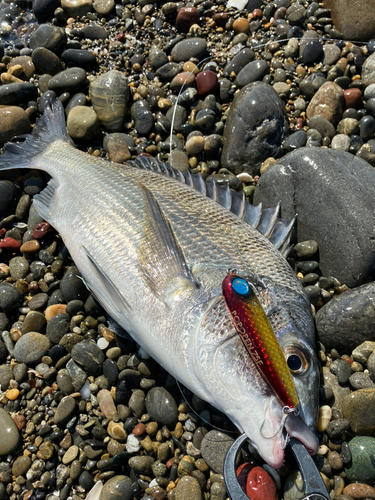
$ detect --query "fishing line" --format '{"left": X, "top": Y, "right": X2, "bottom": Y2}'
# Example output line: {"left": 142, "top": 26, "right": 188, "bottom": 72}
{"left": 175, "top": 378, "right": 238, "bottom": 435}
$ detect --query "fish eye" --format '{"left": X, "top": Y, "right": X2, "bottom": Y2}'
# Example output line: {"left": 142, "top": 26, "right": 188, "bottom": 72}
{"left": 284, "top": 345, "right": 309, "bottom": 375}
{"left": 232, "top": 278, "right": 250, "bottom": 295}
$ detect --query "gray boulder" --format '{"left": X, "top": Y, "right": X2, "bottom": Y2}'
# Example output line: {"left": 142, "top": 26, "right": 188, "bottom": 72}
{"left": 221, "top": 82, "right": 289, "bottom": 176}
{"left": 254, "top": 147, "right": 375, "bottom": 287}
{"left": 316, "top": 283, "right": 375, "bottom": 354}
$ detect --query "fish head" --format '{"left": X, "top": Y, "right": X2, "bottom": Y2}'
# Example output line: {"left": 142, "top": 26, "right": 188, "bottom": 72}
{"left": 193, "top": 278, "right": 319, "bottom": 469}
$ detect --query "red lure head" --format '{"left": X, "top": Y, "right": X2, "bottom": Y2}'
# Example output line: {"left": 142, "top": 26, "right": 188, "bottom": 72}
{"left": 222, "top": 272, "right": 299, "bottom": 410}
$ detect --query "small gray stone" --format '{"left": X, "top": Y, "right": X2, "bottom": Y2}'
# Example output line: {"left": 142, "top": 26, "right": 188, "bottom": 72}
{"left": 330, "top": 359, "right": 352, "bottom": 385}
{"left": 145, "top": 387, "right": 178, "bottom": 425}
{"left": 325, "top": 418, "right": 350, "bottom": 438}
{"left": 234, "top": 60, "right": 269, "bottom": 88}
{"left": 13, "top": 332, "right": 51, "bottom": 364}
{"left": 201, "top": 431, "right": 234, "bottom": 474}
{"left": 128, "top": 455, "right": 155, "bottom": 475}
{"left": 54, "top": 396, "right": 76, "bottom": 425}
{"left": 0, "top": 408, "right": 19, "bottom": 455}
{"left": 349, "top": 372, "right": 375, "bottom": 390}
{"left": 22, "top": 311, "right": 46, "bottom": 334}
{"left": 171, "top": 38, "right": 207, "bottom": 62}
{"left": 0, "top": 283, "right": 23, "bottom": 311}
{"left": 316, "top": 283, "right": 375, "bottom": 354}
{"left": 29, "top": 25, "right": 66, "bottom": 53}
{"left": 71, "top": 339, "right": 105, "bottom": 376}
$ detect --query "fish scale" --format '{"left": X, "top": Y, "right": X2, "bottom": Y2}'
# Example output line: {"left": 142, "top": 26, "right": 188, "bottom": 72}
{"left": 0, "top": 98, "right": 320, "bottom": 469}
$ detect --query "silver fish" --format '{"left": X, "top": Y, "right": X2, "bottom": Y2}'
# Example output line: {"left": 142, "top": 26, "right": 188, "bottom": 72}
{"left": 0, "top": 99, "right": 319, "bottom": 468}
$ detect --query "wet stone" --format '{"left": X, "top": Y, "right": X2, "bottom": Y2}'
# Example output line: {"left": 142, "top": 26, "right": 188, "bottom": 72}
{"left": 171, "top": 38, "right": 207, "bottom": 62}
{"left": 149, "top": 46, "right": 169, "bottom": 71}
{"left": 22, "top": 311, "right": 46, "bottom": 334}
{"left": 48, "top": 67, "right": 87, "bottom": 95}
{"left": 349, "top": 372, "right": 375, "bottom": 390}
{"left": 100, "top": 475, "right": 133, "bottom": 500}
{"left": 325, "top": 418, "right": 350, "bottom": 439}
{"left": 156, "top": 63, "right": 182, "bottom": 81}
{"left": 342, "top": 389, "right": 375, "bottom": 435}
{"left": 306, "top": 81, "right": 344, "bottom": 126}
{"left": 235, "top": 60, "right": 269, "bottom": 88}
{"left": 54, "top": 396, "right": 76, "bottom": 425}
{"left": 71, "top": 339, "right": 105, "bottom": 376}
{"left": 0, "top": 408, "right": 19, "bottom": 455}
{"left": 46, "top": 313, "right": 70, "bottom": 344}
{"left": 60, "top": 266, "right": 90, "bottom": 302}
{"left": 29, "top": 25, "right": 66, "bottom": 53}
{"left": 145, "top": 387, "right": 178, "bottom": 425}
{"left": 128, "top": 455, "right": 155, "bottom": 474}
{"left": 303, "top": 40, "right": 324, "bottom": 65}
{"left": 32, "top": 47, "right": 63, "bottom": 75}
{"left": 345, "top": 436, "right": 375, "bottom": 483}
{"left": 0, "top": 106, "right": 31, "bottom": 146}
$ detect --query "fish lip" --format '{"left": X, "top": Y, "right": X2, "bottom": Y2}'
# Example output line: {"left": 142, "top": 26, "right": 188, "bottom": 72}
{"left": 285, "top": 412, "right": 319, "bottom": 456}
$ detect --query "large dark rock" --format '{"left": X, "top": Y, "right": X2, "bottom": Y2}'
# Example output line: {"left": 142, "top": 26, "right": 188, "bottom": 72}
{"left": 32, "top": 0, "right": 61, "bottom": 21}
{"left": 316, "top": 283, "right": 375, "bottom": 354}
{"left": 254, "top": 148, "right": 375, "bottom": 287}
{"left": 29, "top": 25, "right": 66, "bottom": 53}
{"left": 221, "top": 82, "right": 289, "bottom": 175}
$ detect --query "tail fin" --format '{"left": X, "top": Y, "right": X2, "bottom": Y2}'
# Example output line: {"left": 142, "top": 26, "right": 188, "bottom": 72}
{"left": 0, "top": 98, "right": 72, "bottom": 171}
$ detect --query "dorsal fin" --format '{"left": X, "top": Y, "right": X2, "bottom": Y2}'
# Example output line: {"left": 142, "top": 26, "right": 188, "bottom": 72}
{"left": 128, "top": 156, "right": 295, "bottom": 254}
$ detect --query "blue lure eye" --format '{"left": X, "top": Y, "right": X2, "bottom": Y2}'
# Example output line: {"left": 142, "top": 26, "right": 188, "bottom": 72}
{"left": 232, "top": 278, "right": 250, "bottom": 295}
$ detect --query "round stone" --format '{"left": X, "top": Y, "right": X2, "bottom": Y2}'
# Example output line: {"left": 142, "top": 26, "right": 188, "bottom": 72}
{"left": 195, "top": 71, "right": 218, "bottom": 96}
{"left": 174, "top": 476, "right": 202, "bottom": 500}
{"left": 0, "top": 408, "right": 19, "bottom": 455}
{"left": 176, "top": 7, "right": 199, "bottom": 33}
{"left": 0, "top": 107, "right": 30, "bottom": 146}
{"left": 345, "top": 437, "right": 375, "bottom": 483}
{"left": 99, "top": 475, "right": 133, "bottom": 500}
{"left": 71, "top": 339, "right": 105, "bottom": 376}
{"left": 12, "top": 456, "right": 32, "bottom": 477}
{"left": 13, "top": 332, "right": 51, "bottom": 364}
{"left": 67, "top": 106, "right": 100, "bottom": 141}
{"left": 54, "top": 396, "right": 76, "bottom": 425}
{"left": 303, "top": 40, "right": 324, "bottom": 65}
{"left": 342, "top": 388, "right": 375, "bottom": 435}
{"left": 145, "top": 387, "right": 178, "bottom": 426}
{"left": 201, "top": 431, "right": 234, "bottom": 474}
{"left": 232, "top": 17, "right": 250, "bottom": 34}
{"left": 170, "top": 38, "right": 207, "bottom": 63}
{"left": 186, "top": 136, "right": 205, "bottom": 155}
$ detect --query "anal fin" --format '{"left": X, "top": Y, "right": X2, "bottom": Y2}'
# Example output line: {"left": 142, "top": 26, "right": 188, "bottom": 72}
{"left": 82, "top": 245, "right": 132, "bottom": 320}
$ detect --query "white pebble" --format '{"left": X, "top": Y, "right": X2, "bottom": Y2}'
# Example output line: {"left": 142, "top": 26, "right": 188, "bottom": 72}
{"left": 227, "top": 0, "right": 247, "bottom": 9}
{"left": 237, "top": 172, "right": 253, "bottom": 182}
{"left": 138, "top": 347, "right": 151, "bottom": 359}
{"left": 126, "top": 434, "right": 142, "bottom": 453}
{"left": 97, "top": 337, "right": 109, "bottom": 350}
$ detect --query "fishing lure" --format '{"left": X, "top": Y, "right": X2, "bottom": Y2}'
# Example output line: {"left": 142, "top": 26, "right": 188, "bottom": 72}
{"left": 222, "top": 270, "right": 299, "bottom": 411}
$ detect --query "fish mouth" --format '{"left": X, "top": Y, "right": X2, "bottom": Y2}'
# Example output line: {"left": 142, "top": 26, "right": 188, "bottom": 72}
{"left": 260, "top": 398, "right": 319, "bottom": 469}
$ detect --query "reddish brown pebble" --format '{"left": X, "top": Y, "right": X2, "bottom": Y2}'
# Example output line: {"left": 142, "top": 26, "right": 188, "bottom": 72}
{"left": 176, "top": 6, "right": 199, "bottom": 32}
{"left": 132, "top": 423, "right": 146, "bottom": 435}
{"left": 0, "top": 228, "right": 6, "bottom": 239}
{"left": 0, "top": 237, "right": 21, "bottom": 249}
{"left": 13, "top": 414, "right": 26, "bottom": 431}
{"left": 252, "top": 9, "right": 262, "bottom": 19}
{"left": 343, "top": 483, "right": 375, "bottom": 498}
{"left": 195, "top": 70, "right": 218, "bottom": 96}
{"left": 20, "top": 240, "right": 40, "bottom": 254}
{"left": 166, "top": 458, "right": 174, "bottom": 468}
{"left": 137, "top": 153, "right": 153, "bottom": 157}
{"left": 344, "top": 88, "right": 362, "bottom": 109}
{"left": 246, "top": 466, "right": 277, "bottom": 500}
{"left": 118, "top": 32, "right": 125, "bottom": 41}
{"left": 32, "top": 222, "right": 51, "bottom": 239}
{"left": 213, "top": 12, "right": 228, "bottom": 26}
{"left": 295, "top": 118, "right": 304, "bottom": 129}
{"left": 232, "top": 17, "right": 250, "bottom": 33}
{"left": 170, "top": 72, "right": 195, "bottom": 92}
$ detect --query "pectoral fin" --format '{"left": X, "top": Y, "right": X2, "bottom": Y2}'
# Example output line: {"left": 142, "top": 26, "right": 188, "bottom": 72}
{"left": 137, "top": 183, "right": 199, "bottom": 305}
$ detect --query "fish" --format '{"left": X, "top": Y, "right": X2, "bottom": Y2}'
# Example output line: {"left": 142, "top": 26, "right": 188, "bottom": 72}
{"left": 0, "top": 98, "right": 319, "bottom": 469}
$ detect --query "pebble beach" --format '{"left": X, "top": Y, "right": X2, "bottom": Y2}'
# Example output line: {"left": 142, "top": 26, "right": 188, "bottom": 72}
{"left": 1, "top": 0, "right": 375, "bottom": 499}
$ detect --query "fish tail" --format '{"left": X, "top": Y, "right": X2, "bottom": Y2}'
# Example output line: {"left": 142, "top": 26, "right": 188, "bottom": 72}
{"left": 0, "top": 98, "right": 72, "bottom": 171}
